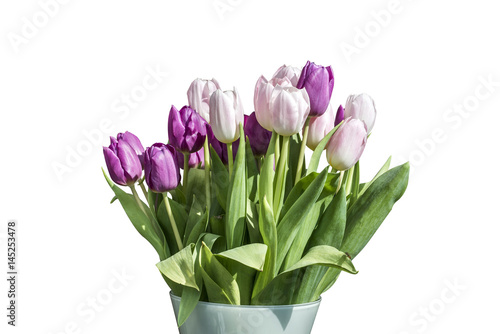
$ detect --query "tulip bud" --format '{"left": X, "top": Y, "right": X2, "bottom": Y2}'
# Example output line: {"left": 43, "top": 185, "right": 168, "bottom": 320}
{"left": 176, "top": 148, "right": 204, "bottom": 169}
{"left": 144, "top": 143, "right": 181, "bottom": 193}
{"left": 297, "top": 61, "right": 334, "bottom": 117}
{"left": 344, "top": 93, "right": 377, "bottom": 134}
{"left": 270, "top": 85, "right": 310, "bottom": 136}
{"left": 306, "top": 103, "right": 335, "bottom": 150}
{"left": 244, "top": 112, "right": 272, "bottom": 156}
{"left": 335, "top": 105, "right": 344, "bottom": 127}
{"left": 209, "top": 88, "right": 244, "bottom": 144}
{"left": 187, "top": 78, "right": 221, "bottom": 122}
{"left": 272, "top": 65, "right": 301, "bottom": 87}
{"left": 326, "top": 118, "right": 367, "bottom": 171}
{"left": 168, "top": 105, "right": 207, "bottom": 154}
{"left": 254, "top": 75, "right": 292, "bottom": 131}
{"left": 103, "top": 136, "right": 142, "bottom": 186}
{"left": 116, "top": 131, "right": 145, "bottom": 167}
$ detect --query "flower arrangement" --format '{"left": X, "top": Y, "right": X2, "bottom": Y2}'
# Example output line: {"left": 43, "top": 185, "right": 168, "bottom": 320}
{"left": 102, "top": 61, "right": 409, "bottom": 326}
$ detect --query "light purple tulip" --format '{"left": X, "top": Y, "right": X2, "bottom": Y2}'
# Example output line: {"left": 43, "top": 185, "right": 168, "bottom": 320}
{"left": 306, "top": 103, "right": 336, "bottom": 150}
{"left": 270, "top": 85, "right": 310, "bottom": 136}
{"left": 254, "top": 76, "right": 292, "bottom": 131}
{"left": 209, "top": 88, "right": 244, "bottom": 144}
{"left": 297, "top": 61, "right": 334, "bottom": 117}
{"left": 176, "top": 148, "right": 204, "bottom": 169}
{"left": 344, "top": 93, "right": 377, "bottom": 134}
{"left": 144, "top": 143, "right": 181, "bottom": 193}
{"left": 187, "top": 78, "right": 221, "bottom": 122}
{"left": 326, "top": 118, "right": 367, "bottom": 171}
{"left": 272, "top": 65, "right": 302, "bottom": 87}
{"left": 168, "top": 105, "right": 207, "bottom": 154}
{"left": 103, "top": 136, "right": 142, "bottom": 186}
{"left": 245, "top": 112, "right": 271, "bottom": 157}
{"left": 116, "top": 131, "right": 145, "bottom": 167}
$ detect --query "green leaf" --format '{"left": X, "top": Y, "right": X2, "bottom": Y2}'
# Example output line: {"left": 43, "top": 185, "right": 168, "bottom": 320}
{"left": 246, "top": 139, "right": 259, "bottom": 203}
{"left": 358, "top": 156, "right": 392, "bottom": 197}
{"left": 210, "top": 145, "right": 229, "bottom": 211}
{"left": 157, "top": 197, "right": 188, "bottom": 254}
{"left": 349, "top": 162, "right": 360, "bottom": 206}
{"left": 185, "top": 210, "right": 209, "bottom": 246}
{"left": 306, "top": 122, "right": 342, "bottom": 175}
{"left": 215, "top": 244, "right": 268, "bottom": 271}
{"left": 156, "top": 244, "right": 198, "bottom": 290}
{"left": 246, "top": 200, "right": 262, "bottom": 244}
{"left": 225, "top": 124, "right": 247, "bottom": 249}
{"left": 342, "top": 162, "right": 410, "bottom": 259}
{"left": 275, "top": 169, "right": 328, "bottom": 273}
{"left": 102, "top": 169, "right": 168, "bottom": 260}
{"left": 258, "top": 131, "right": 277, "bottom": 217}
{"left": 283, "top": 246, "right": 357, "bottom": 275}
{"left": 185, "top": 168, "right": 206, "bottom": 207}
{"left": 200, "top": 243, "right": 240, "bottom": 305}
{"left": 183, "top": 196, "right": 204, "bottom": 245}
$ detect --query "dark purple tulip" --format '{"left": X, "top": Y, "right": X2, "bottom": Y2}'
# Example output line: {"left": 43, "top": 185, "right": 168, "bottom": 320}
{"left": 103, "top": 137, "right": 142, "bottom": 186}
{"left": 176, "top": 148, "right": 205, "bottom": 169}
{"left": 116, "top": 131, "right": 145, "bottom": 167}
{"left": 168, "top": 105, "right": 207, "bottom": 154}
{"left": 297, "top": 61, "right": 334, "bottom": 117}
{"left": 144, "top": 143, "right": 181, "bottom": 193}
{"left": 245, "top": 112, "right": 272, "bottom": 157}
{"left": 207, "top": 123, "right": 228, "bottom": 164}
{"left": 335, "top": 105, "right": 345, "bottom": 126}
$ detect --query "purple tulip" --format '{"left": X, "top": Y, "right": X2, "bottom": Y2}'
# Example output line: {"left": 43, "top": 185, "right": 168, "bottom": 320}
{"left": 335, "top": 105, "right": 344, "bottom": 127}
{"left": 207, "top": 123, "right": 228, "bottom": 164}
{"left": 144, "top": 143, "right": 181, "bottom": 193}
{"left": 168, "top": 105, "right": 207, "bottom": 154}
{"left": 297, "top": 61, "right": 334, "bottom": 117}
{"left": 187, "top": 78, "right": 221, "bottom": 122}
{"left": 176, "top": 148, "right": 205, "bottom": 169}
{"left": 326, "top": 118, "right": 367, "bottom": 171}
{"left": 116, "top": 131, "right": 145, "bottom": 167}
{"left": 344, "top": 93, "right": 377, "bottom": 134}
{"left": 103, "top": 136, "right": 142, "bottom": 186}
{"left": 245, "top": 112, "right": 272, "bottom": 156}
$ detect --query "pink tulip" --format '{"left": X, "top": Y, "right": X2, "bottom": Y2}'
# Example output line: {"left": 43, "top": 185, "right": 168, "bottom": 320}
{"left": 306, "top": 103, "right": 336, "bottom": 150}
{"left": 344, "top": 93, "right": 377, "bottom": 134}
{"left": 271, "top": 65, "right": 302, "bottom": 87}
{"left": 326, "top": 117, "right": 367, "bottom": 171}
{"left": 187, "top": 78, "right": 221, "bottom": 122}
{"left": 270, "top": 85, "right": 310, "bottom": 137}
{"left": 209, "top": 88, "right": 245, "bottom": 143}
{"left": 254, "top": 76, "right": 292, "bottom": 131}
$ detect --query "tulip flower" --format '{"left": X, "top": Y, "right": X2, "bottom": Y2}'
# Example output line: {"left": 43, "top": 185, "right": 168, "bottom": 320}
{"left": 103, "top": 136, "right": 142, "bottom": 186}
{"left": 306, "top": 103, "right": 336, "bottom": 150}
{"left": 326, "top": 118, "right": 367, "bottom": 171}
{"left": 272, "top": 65, "right": 302, "bottom": 87}
{"left": 344, "top": 93, "right": 377, "bottom": 134}
{"left": 254, "top": 76, "right": 293, "bottom": 131}
{"left": 187, "top": 78, "right": 221, "bottom": 122}
{"left": 297, "top": 61, "right": 334, "bottom": 117}
{"left": 168, "top": 105, "right": 207, "bottom": 154}
{"left": 209, "top": 88, "right": 244, "bottom": 144}
{"left": 116, "top": 131, "right": 145, "bottom": 167}
{"left": 144, "top": 143, "right": 181, "bottom": 193}
{"left": 245, "top": 112, "right": 272, "bottom": 156}
{"left": 270, "top": 85, "right": 310, "bottom": 137}
{"left": 335, "top": 105, "right": 344, "bottom": 126}
{"left": 176, "top": 148, "right": 204, "bottom": 169}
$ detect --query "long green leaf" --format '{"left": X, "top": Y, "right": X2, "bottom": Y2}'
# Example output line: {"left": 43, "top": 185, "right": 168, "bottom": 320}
{"left": 258, "top": 131, "right": 277, "bottom": 216}
{"left": 358, "top": 156, "right": 392, "bottom": 197}
{"left": 157, "top": 197, "right": 188, "bottom": 254}
{"left": 306, "top": 122, "right": 342, "bottom": 175}
{"left": 156, "top": 244, "right": 198, "bottom": 290}
{"left": 215, "top": 244, "right": 268, "bottom": 271}
{"left": 283, "top": 246, "right": 357, "bottom": 275}
{"left": 210, "top": 145, "right": 229, "bottom": 211}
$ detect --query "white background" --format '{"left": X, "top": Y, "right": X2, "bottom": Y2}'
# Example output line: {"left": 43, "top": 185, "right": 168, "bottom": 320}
{"left": 1, "top": 0, "right": 499, "bottom": 333}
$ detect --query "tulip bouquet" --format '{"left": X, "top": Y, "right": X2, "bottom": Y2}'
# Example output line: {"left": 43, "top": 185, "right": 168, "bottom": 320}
{"left": 102, "top": 61, "right": 409, "bottom": 326}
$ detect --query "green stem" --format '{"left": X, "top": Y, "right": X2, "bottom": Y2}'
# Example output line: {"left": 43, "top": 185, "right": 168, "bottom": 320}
{"left": 345, "top": 167, "right": 354, "bottom": 195}
{"left": 183, "top": 153, "right": 190, "bottom": 197}
{"left": 273, "top": 135, "right": 290, "bottom": 217}
{"left": 139, "top": 178, "right": 148, "bottom": 200}
{"left": 275, "top": 133, "right": 280, "bottom": 166}
{"left": 295, "top": 117, "right": 310, "bottom": 185}
{"left": 336, "top": 171, "right": 345, "bottom": 195}
{"left": 204, "top": 137, "right": 211, "bottom": 214}
{"left": 227, "top": 143, "right": 233, "bottom": 179}
{"left": 162, "top": 193, "right": 183, "bottom": 251}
